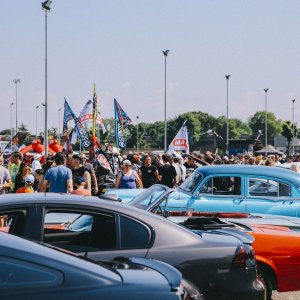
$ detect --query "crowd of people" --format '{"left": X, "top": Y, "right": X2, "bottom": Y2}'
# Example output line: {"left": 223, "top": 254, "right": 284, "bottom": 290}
{"left": 1, "top": 149, "right": 300, "bottom": 195}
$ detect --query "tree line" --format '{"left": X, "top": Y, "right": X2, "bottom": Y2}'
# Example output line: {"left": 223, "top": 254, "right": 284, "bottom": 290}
{"left": 0, "top": 111, "right": 297, "bottom": 151}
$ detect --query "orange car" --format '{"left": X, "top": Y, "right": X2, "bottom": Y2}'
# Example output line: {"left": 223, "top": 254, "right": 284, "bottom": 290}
{"left": 167, "top": 211, "right": 300, "bottom": 300}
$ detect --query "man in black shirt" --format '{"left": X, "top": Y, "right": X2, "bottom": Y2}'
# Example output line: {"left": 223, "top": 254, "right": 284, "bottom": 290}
{"left": 159, "top": 154, "right": 177, "bottom": 188}
{"left": 140, "top": 155, "right": 159, "bottom": 188}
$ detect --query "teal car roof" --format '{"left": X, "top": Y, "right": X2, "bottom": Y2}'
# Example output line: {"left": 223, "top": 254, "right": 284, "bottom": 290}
{"left": 195, "top": 165, "right": 300, "bottom": 186}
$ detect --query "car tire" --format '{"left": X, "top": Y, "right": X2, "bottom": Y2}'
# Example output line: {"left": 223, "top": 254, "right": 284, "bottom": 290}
{"left": 258, "top": 270, "right": 272, "bottom": 300}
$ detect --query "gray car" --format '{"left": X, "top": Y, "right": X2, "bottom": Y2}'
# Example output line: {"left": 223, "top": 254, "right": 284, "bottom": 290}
{"left": 0, "top": 231, "right": 192, "bottom": 300}
{"left": 0, "top": 193, "right": 265, "bottom": 300}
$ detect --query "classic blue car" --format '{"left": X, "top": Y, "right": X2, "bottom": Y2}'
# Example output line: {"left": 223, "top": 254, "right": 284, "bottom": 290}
{"left": 106, "top": 165, "right": 300, "bottom": 218}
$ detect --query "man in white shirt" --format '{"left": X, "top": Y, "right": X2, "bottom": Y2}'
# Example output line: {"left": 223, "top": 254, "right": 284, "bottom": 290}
{"left": 31, "top": 153, "right": 42, "bottom": 175}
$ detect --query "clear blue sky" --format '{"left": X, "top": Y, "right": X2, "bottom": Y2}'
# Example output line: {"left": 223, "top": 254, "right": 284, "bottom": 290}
{"left": 1, "top": 0, "right": 300, "bottom": 133}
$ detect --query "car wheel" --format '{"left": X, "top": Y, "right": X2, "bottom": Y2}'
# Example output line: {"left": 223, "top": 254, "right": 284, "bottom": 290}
{"left": 258, "top": 269, "right": 272, "bottom": 300}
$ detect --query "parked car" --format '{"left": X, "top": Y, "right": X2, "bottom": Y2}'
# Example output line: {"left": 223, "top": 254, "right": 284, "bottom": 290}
{"left": 106, "top": 165, "right": 300, "bottom": 217}
{"left": 0, "top": 193, "right": 265, "bottom": 300}
{"left": 119, "top": 184, "right": 300, "bottom": 300}
{"left": 0, "top": 231, "right": 190, "bottom": 300}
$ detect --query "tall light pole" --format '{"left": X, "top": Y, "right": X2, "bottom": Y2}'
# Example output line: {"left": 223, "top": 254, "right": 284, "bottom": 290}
{"left": 162, "top": 49, "right": 169, "bottom": 151}
{"left": 35, "top": 105, "right": 39, "bottom": 139}
{"left": 13, "top": 79, "right": 20, "bottom": 133}
{"left": 292, "top": 99, "right": 296, "bottom": 156}
{"left": 264, "top": 88, "right": 269, "bottom": 157}
{"left": 136, "top": 116, "right": 139, "bottom": 151}
{"left": 10, "top": 102, "right": 14, "bottom": 151}
{"left": 42, "top": 0, "right": 51, "bottom": 159}
{"left": 58, "top": 108, "right": 62, "bottom": 144}
{"left": 225, "top": 75, "right": 231, "bottom": 154}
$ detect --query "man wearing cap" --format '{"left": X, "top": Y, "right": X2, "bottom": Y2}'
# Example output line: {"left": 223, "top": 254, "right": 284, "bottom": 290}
{"left": 16, "top": 174, "right": 35, "bottom": 193}
{"left": 40, "top": 152, "right": 73, "bottom": 193}
{"left": 31, "top": 153, "right": 42, "bottom": 175}
{"left": 71, "top": 176, "right": 91, "bottom": 196}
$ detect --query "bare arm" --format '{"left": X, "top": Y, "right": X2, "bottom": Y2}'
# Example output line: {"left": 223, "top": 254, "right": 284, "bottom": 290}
{"left": 134, "top": 171, "right": 143, "bottom": 189}
{"left": 67, "top": 178, "right": 73, "bottom": 193}
{"left": 114, "top": 172, "right": 122, "bottom": 188}
{"left": 84, "top": 171, "right": 91, "bottom": 191}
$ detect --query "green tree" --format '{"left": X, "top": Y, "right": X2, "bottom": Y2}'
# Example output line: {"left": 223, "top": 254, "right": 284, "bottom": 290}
{"left": 18, "top": 122, "right": 29, "bottom": 132}
{"left": 282, "top": 121, "right": 298, "bottom": 151}
{"left": 0, "top": 129, "right": 12, "bottom": 135}
{"left": 248, "top": 111, "right": 282, "bottom": 142}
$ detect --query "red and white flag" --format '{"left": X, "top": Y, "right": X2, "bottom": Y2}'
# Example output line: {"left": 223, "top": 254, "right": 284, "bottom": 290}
{"left": 167, "top": 123, "right": 190, "bottom": 154}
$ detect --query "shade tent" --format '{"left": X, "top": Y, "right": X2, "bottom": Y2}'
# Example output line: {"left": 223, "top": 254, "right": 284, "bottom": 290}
{"left": 255, "top": 145, "right": 283, "bottom": 155}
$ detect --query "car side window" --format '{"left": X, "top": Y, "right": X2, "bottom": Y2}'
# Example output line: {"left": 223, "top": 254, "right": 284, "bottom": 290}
{"left": 0, "top": 256, "right": 63, "bottom": 289}
{"left": 198, "top": 177, "right": 241, "bottom": 196}
{"left": 43, "top": 211, "right": 116, "bottom": 252}
{"left": 119, "top": 216, "right": 150, "bottom": 249}
{"left": 0, "top": 210, "right": 27, "bottom": 236}
{"left": 249, "top": 178, "right": 291, "bottom": 197}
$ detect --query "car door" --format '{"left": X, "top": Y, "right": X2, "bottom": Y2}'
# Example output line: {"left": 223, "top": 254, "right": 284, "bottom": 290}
{"left": 191, "top": 174, "right": 247, "bottom": 213}
{"left": 42, "top": 207, "right": 150, "bottom": 261}
{"left": 245, "top": 175, "right": 297, "bottom": 217}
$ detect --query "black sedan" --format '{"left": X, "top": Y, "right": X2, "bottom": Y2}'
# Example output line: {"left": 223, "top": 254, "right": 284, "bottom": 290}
{"left": 0, "top": 193, "right": 265, "bottom": 300}
{"left": 0, "top": 231, "right": 190, "bottom": 300}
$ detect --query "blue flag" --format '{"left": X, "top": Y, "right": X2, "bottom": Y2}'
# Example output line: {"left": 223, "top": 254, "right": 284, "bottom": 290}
{"left": 114, "top": 98, "right": 132, "bottom": 149}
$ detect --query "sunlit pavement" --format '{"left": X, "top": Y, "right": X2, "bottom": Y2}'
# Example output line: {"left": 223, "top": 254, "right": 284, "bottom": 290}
{"left": 273, "top": 291, "right": 300, "bottom": 300}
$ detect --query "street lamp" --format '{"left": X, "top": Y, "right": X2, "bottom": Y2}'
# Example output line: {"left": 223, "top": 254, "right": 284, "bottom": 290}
{"left": 42, "top": 0, "right": 52, "bottom": 159}
{"left": 10, "top": 102, "right": 14, "bottom": 151}
{"left": 35, "top": 105, "right": 39, "bottom": 140}
{"left": 292, "top": 99, "right": 296, "bottom": 155}
{"left": 225, "top": 75, "right": 231, "bottom": 154}
{"left": 136, "top": 116, "right": 139, "bottom": 151}
{"left": 264, "top": 88, "right": 269, "bottom": 156}
{"left": 162, "top": 49, "right": 170, "bottom": 151}
{"left": 58, "top": 108, "right": 62, "bottom": 144}
{"left": 13, "top": 79, "right": 20, "bottom": 133}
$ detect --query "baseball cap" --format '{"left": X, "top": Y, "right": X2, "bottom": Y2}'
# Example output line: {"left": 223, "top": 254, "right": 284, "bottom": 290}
{"left": 72, "top": 154, "right": 81, "bottom": 160}
{"left": 25, "top": 174, "right": 35, "bottom": 184}
{"left": 74, "top": 176, "right": 86, "bottom": 184}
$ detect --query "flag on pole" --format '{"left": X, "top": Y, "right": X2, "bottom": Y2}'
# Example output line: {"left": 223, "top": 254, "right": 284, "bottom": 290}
{"left": 63, "top": 99, "right": 74, "bottom": 154}
{"left": 89, "top": 85, "right": 103, "bottom": 161}
{"left": 167, "top": 121, "right": 190, "bottom": 154}
{"left": 64, "top": 98, "right": 91, "bottom": 149}
{"left": 114, "top": 98, "right": 132, "bottom": 149}
{"left": 79, "top": 99, "right": 106, "bottom": 133}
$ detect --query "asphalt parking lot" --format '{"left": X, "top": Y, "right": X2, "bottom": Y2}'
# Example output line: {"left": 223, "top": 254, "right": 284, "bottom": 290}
{"left": 273, "top": 291, "right": 300, "bottom": 300}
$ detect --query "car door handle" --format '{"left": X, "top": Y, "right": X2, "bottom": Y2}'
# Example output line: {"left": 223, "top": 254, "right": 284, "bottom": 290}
{"left": 233, "top": 199, "right": 243, "bottom": 204}
{"left": 283, "top": 200, "right": 294, "bottom": 204}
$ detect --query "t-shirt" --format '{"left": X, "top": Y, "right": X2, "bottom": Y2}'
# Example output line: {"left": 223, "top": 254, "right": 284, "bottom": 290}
{"left": 8, "top": 163, "right": 19, "bottom": 190}
{"left": 140, "top": 165, "right": 158, "bottom": 188}
{"left": 44, "top": 165, "right": 72, "bottom": 193}
{"left": 71, "top": 189, "right": 91, "bottom": 196}
{"left": 160, "top": 164, "right": 177, "bottom": 188}
{"left": 16, "top": 187, "right": 34, "bottom": 193}
{"left": 31, "top": 160, "right": 42, "bottom": 175}
{"left": 0, "top": 166, "right": 11, "bottom": 194}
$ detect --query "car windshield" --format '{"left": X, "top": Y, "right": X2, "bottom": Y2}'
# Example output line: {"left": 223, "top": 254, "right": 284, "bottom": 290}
{"left": 128, "top": 185, "right": 168, "bottom": 209}
{"left": 179, "top": 171, "right": 203, "bottom": 193}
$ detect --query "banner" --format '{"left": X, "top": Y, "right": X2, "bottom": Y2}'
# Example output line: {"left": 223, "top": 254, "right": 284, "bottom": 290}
{"left": 167, "top": 121, "right": 190, "bottom": 154}
{"left": 79, "top": 99, "right": 106, "bottom": 133}
{"left": 64, "top": 98, "right": 91, "bottom": 149}
{"left": 114, "top": 98, "right": 132, "bottom": 149}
